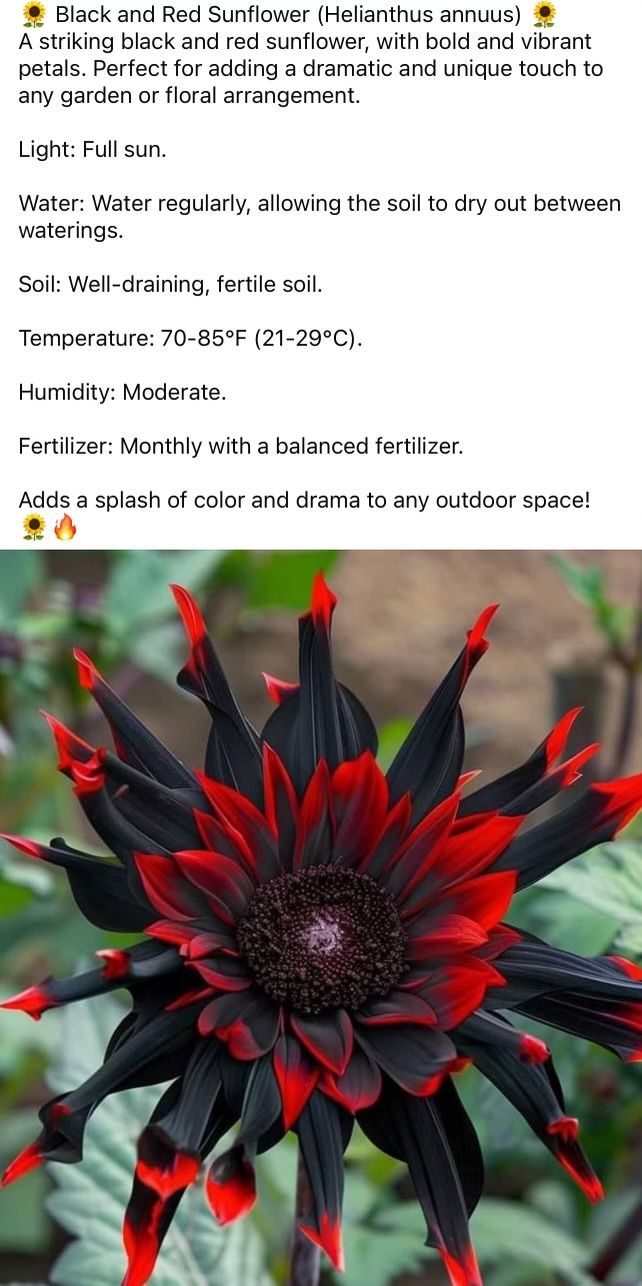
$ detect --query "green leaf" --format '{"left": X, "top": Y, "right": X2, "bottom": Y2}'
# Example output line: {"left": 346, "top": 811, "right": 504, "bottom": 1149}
{"left": 471, "top": 1199, "right": 593, "bottom": 1281}
{"left": 0, "top": 1111, "right": 51, "bottom": 1252}
{"left": 242, "top": 551, "right": 339, "bottom": 612}
{"left": 334, "top": 1177, "right": 428, "bottom": 1286}
{"left": 102, "top": 551, "right": 224, "bottom": 637}
{"left": 46, "top": 996, "right": 272, "bottom": 1286}
{"left": 545, "top": 841, "right": 642, "bottom": 955}
{"left": 376, "top": 719, "right": 413, "bottom": 772}
{"left": 551, "top": 556, "right": 635, "bottom": 648}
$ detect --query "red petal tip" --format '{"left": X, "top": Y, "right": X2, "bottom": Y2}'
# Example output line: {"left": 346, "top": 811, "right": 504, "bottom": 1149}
{"left": 122, "top": 1206, "right": 163, "bottom": 1286}
{"left": 548, "top": 1115, "right": 579, "bottom": 1143}
{"left": 136, "top": 1151, "right": 200, "bottom": 1200}
{"left": 170, "top": 583, "right": 207, "bottom": 645}
{"left": 262, "top": 672, "right": 298, "bottom": 705}
{"left": 0, "top": 833, "right": 43, "bottom": 859}
{"left": 1, "top": 1140, "right": 43, "bottom": 1187}
{"left": 608, "top": 955, "right": 642, "bottom": 981}
{"left": 0, "top": 984, "right": 52, "bottom": 1021}
{"left": 298, "top": 1214, "right": 344, "bottom": 1271}
{"left": 544, "top": 707, "right": 583, "bottom": 766}
{"left": 71, "top": 750, "right": 107, "bottom": 795}
{"left": 309, "top": 571, "right": 338, "bottom": 630}
{"left": 73, "top": 648, "right": 98, "bottom": 690}
{"left": 40, "top": 710, "right": 94, "bottom": 773}
{"left": 97, "top": 948, "right": 130, "bottom": 981}
{"left": 594, "top": 773, "right": 642, "bottom": 832}
{"left": 520, "top": 1034, "right": 550, "bottom": 1064}
{"left": 206, "top": 1152, "right": 256, "bottom": 1225}
{"left": 466, "top": 603, "right": 499, "bottom": 662}
{"left": 440, "top": 1247, "right": 483, "bottom": 1286}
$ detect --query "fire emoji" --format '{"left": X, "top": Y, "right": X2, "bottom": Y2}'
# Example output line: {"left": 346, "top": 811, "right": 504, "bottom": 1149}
{"left": 54, "top": 513, "right": 77, "bottom": 542}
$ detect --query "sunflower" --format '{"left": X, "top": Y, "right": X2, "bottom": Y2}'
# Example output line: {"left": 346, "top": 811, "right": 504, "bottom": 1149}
{"left": 2, "top": 576, "right": 642, "bottom": 1286}
{"left": 22, "top": 513, "right": 45, "bottom": 539}
{"left": 24, "top": 1, "right": 45, "bottom": 22}
{"left": 534, "top": 2, "right": 555, "bottom": 23}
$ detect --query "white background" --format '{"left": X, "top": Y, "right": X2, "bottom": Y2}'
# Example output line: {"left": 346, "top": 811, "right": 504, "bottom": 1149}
{"left": 0, "top": 0, "right": 640, "bottom": 549}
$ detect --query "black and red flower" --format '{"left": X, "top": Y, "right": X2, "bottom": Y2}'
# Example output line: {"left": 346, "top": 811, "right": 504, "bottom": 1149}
{"left": 2, "top": 576, "right": 642, "bottom": 1286}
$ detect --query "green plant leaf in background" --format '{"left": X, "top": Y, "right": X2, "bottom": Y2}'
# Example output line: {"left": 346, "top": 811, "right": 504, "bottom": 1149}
{"left": 546, "top": 842, "right": 642, "bottom": 957}
{"left": 46, "top": 996, "right": 273, "bottom": 1286}
{"left": 552, "top": 556, "right": 636, "bottom": 650}
{"left": 220, "top": 551, "right": 339, "bottom": 612}
{"left": 0, "top": 554, "right": 44, "bottom": 631}
{"left": 471, "top": 1198, "right": 595, "bottom": 1284}
{"left": 102, "top": 552, "right": 225, "bottom": 639}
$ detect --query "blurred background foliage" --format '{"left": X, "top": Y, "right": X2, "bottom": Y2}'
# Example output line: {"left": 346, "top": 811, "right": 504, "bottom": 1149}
{"left": 1, "top": 549, "right": 642, "bottom": 1286}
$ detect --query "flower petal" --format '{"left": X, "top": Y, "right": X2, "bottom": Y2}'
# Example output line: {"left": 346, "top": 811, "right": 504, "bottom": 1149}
{"left": 291, "top": 1009, "right": 354, "bottom": 1075}
{"left": 273, "top": 1034, "right": 320, "bottom": 1129}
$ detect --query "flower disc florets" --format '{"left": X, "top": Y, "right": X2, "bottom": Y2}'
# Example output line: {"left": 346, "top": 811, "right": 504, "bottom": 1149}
{"left": 237, "top": 865, "right": 406, "bottom": 1013}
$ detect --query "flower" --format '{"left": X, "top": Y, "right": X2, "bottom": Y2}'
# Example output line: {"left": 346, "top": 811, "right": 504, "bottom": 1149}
{"left": 23, "top": 2, "right": 45, "bottom": 22}
{"left": 534, "top": 2, "right": 555, "bottom": 23}
{"left": 2, "top": 575, "right": 642, "bottom": 1286}
{"left": 22, "top": 513, "right": 45, "bottom": 539}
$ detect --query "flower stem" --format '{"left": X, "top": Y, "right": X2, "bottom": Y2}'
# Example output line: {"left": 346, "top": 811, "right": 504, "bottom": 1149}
{"left": 288, "top": 1149, "right": 321, "bottom": 1286}
{"left": 590, "top": 1193, "right": 642, "bottom": 1279}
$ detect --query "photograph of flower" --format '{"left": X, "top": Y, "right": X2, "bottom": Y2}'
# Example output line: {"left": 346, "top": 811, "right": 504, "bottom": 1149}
{"left": 1, "top": 550, "right": 642, "bottom": 1286}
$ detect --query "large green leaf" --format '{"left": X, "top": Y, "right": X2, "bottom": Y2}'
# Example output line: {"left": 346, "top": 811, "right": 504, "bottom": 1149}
{"left": 546, "top": 842, "right": 642, "bottom": 956}
{"left": 46, "top": 996, "right": 272, "bottom": 1286}
{"left": 471, "top": 1199, "right": 594, "bottom": 1283}
{"left": 102, "top": 552, "right": 224, "bottom": 636}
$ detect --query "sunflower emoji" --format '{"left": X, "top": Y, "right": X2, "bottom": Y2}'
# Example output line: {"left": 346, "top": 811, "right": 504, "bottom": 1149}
{"left": 23, "top": 513, "right": 46, "bottom": 541}
{"left": 534, "top": 2, "right": 555, "bottom": 25}
{"left": 24, "top": 2, "right": 45, "bottom": 26}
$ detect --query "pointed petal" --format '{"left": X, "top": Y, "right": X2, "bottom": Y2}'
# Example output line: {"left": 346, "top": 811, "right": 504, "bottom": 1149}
{"left": 387, "top": 605, "right": 498, "bottom": 822}
{"left": 320, "top": 1047, "right": 382, "bottom": 1112}
{"left": 206, "top": 1147, "right": 257, "bottom": 1224}
{"left": 291, "top": 1009, "right": 354, "bottom": 1075}
{"left": 274, "top": 1034, "right": 320, "bottom": 1130}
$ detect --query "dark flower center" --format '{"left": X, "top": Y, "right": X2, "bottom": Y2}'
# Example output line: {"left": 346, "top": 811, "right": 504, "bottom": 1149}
{"left": 29, "top": 518, "right": 41, "bottom": 529}
{"left": 540, "top": 5, "right": 551, "bottom": 14}
{"left": 237, "top": 865, "right": 406, "bottom": 1014}
{"left": 29, "top": 6, "right": 41, "bottom": 14}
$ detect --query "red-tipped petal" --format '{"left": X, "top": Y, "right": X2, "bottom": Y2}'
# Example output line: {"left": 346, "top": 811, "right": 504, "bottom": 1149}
{"left": 520, "top": 1034, "right": 550, "bottom": 1064}
{"left": 440, "top": 1246, "right": 483, "bottom": 1286}
{"left": 273, "top": 1035, "right": 320, "bottom": 1130}
{"left": 70, "top": 750, "right": 107, "bottom": 795}
{"left": 122, "top": 1198, "right": 164, "bottom": 1286}
{"left": 1, "top": 1140, "right": 43, "bottom": 1187}
{"left": 40, "top": 711, "right": 94, "bottom": 774}
{"left": 0, "top": 833, "right": 44, "bottom": 860}
{"left": 308, "top": 571, "right": 338, "bottom": 630}
{"left": 594, "top": 773, "right": 642, "bottom": 833}
{"left": 134, "top": 853, "right": 202, "bottom": 921}
{"left": 73, "top": 647, "right": 98, "bottom": 691}
{"left": 170, "top": 583, "right": 206, "bottom": 645}
{"left": 320, "top": 1048, "right": 382, "bottom": 1112}
{"left": 97, "top": 949, "right": 130, "bottom": 981}
{"left": 263, "top": 672, "right": 298, "bottom": 705}
{"left": 299, "top": 1212, "right": 344, "bottom": 1271}
{"left": 557, "top": 1152, "right": 604, "bottom": 1203}
{"left": 544, "top": 707, "right": 583, "bottom": 767}
{"left": 136, "top": 1138, "right": 200, "bottom": 1200}
{"left": 608, "top": 955, "right": 642, "bottom": 981}
{"left": 464, "top": 603, "right": 499, "bottom": 675}
{"left": 206, "top": 1149, "right": 256, "bottom": 1225}
{"left": 548, "top": 1116, "right": 579, "bottom": 1143}
{"left": 0, "top": 984, "right": 53, "bottom": 1021}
